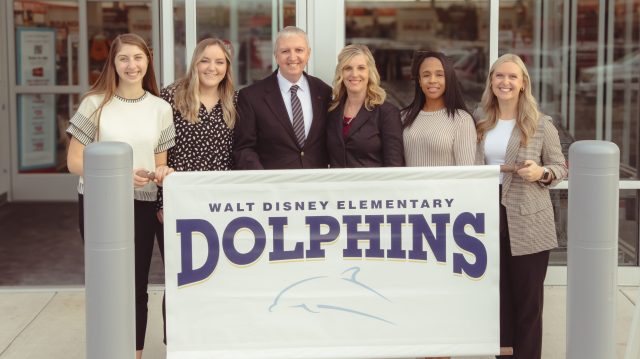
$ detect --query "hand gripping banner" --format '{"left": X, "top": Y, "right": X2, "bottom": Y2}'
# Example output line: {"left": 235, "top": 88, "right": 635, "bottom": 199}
{"left": 163, "top": 166, "right": 500, "bottom": 358}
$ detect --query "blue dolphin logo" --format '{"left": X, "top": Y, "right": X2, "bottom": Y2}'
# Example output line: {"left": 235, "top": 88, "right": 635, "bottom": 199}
{"left": 268, "top": 267, "right": 395, "bottom": 325}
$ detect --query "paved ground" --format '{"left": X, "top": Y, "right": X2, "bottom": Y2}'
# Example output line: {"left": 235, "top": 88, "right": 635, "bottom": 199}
{"left": 0, "top": 286, "right": 637, "bottom": 358}
{"left": 0, "top": 202, "right": 164, "bottom": 286}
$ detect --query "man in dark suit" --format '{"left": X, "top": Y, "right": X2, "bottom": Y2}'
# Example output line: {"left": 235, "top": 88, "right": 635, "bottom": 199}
{"left": 234, "top": 26, "right": 332, "bottom": 169}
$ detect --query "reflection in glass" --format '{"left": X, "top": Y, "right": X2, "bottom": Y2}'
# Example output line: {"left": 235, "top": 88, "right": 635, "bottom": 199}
{"left": 195, "top": 0, "right": 296, "bottom": 87}
{"left": 13, "top": 0, "right": 79, "bottom": 86}
{"left": 87, "top": 1, "right": 152, "bottom": 85}
{"left": 500, "top": 0, "right": 640, "bottom": 266}
{"left": 345, "top": 1, "right": 490, "bottom": 110}
{"left": 550, "top": 189, "right": 639, "bottom": 266}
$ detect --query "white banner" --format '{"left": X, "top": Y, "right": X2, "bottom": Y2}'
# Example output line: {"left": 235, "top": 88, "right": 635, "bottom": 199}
{"left": 164, "top": 166, "right": 500, "bottom": 359}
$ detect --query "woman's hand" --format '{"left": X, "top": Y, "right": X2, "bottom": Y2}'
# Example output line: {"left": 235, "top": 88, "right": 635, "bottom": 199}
{"left": 516, "top": 160, "right": 544, "bottom": 182}
{"left": 133, "top": 168, "right": 151, "bottom": 188}
{"left": 157, "top": 209, "right": 164, "bottom": 224}
{"left": 154, "top": 165, "right": 174, "bottom": 186}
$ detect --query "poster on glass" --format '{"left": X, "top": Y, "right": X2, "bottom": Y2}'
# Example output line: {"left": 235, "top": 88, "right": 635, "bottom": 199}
{"left": 16, "top": 27, "right": 56, "bottom": 172}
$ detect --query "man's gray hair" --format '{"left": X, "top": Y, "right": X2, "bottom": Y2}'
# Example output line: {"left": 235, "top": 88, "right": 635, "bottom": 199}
{"left": 274, "top": 26, "right": 309, "bottom": 54}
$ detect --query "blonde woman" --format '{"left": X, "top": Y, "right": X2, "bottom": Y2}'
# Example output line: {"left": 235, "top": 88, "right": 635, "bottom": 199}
{"left": 156, "top": 38, "right": 236, "bottom": 220}
{"left": 66, "top": 33, "right": 175, "bottom": 358}
{"left": 476, "top": 54, "right": 567, "bottom": 359}
{"left": 326, "top": 44, "right": 404, "bottom": 167}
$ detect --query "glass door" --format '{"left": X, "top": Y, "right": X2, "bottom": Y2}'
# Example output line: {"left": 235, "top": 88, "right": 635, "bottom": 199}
{"left": 166, "top": 0, "right": 296, "bottom": 88}
{"left": 8, "top": 0, "right": 160, "bottom": 200}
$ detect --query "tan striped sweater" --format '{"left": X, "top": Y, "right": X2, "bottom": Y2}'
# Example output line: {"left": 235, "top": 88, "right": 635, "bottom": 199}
{"left": 402, "top": 108, "right": 476, "bottom": 166}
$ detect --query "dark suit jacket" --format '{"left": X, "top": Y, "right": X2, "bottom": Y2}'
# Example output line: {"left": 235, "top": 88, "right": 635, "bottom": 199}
{"left": 234, "top": 71, "right": 332, "bottom": 169}
{"left": 326, "top": 100, "right": 404, "bottom": 168}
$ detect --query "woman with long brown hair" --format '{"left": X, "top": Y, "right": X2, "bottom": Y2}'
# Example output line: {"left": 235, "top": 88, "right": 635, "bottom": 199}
{"left": 66, "top": 33, "right": 175, "bottom": 358}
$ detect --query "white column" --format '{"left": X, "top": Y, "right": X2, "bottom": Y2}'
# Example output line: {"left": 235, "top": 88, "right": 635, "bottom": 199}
{"left": 489, "top": 0, "right": 499, "bottom": 67}
{"left": 185, "top": 0, "right": 197, "bottom": 69}
{"left": 304, "top": 0, "right": 344, "bottom": 85}
{"left": 604, "top": 0, "right": 614, "bottom": 142}
{"left": 160, "top": 0, "right": 175, "bottom": 87}
{"left": 595, "top": 0, "right": 606, "bottom": 140}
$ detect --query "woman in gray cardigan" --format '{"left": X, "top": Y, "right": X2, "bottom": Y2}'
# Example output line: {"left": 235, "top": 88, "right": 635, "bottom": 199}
{"left": 476, "top": 53, "right": 568, "bottom": 359}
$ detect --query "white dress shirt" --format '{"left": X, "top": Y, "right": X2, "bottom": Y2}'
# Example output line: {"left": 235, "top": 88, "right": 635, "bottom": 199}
{"left": 277, "top": 70, "right": 313, "bottom": 137}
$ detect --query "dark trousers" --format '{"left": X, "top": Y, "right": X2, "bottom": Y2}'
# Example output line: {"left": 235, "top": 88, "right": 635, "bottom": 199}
{"left": 79, "top": 194, "right": 164, "bottom": 350}
{"left": 498, "top": 202, "right": 550, "bottom": 359}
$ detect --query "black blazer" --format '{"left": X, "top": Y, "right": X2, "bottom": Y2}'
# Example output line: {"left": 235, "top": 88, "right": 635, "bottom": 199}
{"left": 234, "top": 71, "right": 332, "bottom": 170}
{"left": 326, "top": 100, "right": 404, "bottom": 168}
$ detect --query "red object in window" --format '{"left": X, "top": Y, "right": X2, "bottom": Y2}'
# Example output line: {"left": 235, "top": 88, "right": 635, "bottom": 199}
{"left": 32, "top": 67, "right": 44, "bottom": 77}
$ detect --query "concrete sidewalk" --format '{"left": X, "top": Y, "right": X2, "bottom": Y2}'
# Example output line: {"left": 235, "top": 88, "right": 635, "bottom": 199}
{"left": 0, "top": 286, "right": 637, "bottom": 359}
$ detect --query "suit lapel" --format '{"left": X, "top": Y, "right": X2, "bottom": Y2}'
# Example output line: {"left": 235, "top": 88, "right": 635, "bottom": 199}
{"left": 332, "top": 102, "right": 346, "bottom": 145}
{"left": 502, "top": 125, "right": 521, "bottom": 194}
{"left": 346, "top": 106, "right": 371, "bottom": 138}
{"left": 263, "top": 73, "right": 297, "bottom": 143}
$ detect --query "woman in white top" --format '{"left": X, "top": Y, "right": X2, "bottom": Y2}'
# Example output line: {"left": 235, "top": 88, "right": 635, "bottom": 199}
{"left": 66, "top": 33, "right": 175, "bottom": 359}
{"left": 401, "top": 51, "right": 476, "bottom": 167}
{"left": 476, "top": 54, "right": 567, "bottom": 359}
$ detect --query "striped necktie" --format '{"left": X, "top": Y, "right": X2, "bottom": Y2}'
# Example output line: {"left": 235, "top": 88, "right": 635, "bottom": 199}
{"left": 290, "top": 85, "right": 306, "bottom": 148}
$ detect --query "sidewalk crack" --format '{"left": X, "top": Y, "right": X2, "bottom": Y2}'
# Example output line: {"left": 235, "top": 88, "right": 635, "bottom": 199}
{"left": 0, "top": 292, "right": 57, "bottom": 357}
{"left": 621, "top": 289, "right": 637, "bottom": 305}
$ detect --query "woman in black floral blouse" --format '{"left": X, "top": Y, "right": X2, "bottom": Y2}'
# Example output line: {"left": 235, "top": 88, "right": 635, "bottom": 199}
{"left": 155, "top": 37, "right": 236, "bottom": 347}
{"left": 157, "top": 38, "right": 236, "bottom": 220}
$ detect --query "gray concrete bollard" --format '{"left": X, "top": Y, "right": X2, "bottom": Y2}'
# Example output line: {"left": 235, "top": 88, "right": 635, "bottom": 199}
{"left": 567, "top": 140, "right": 619, "bottom": 359}
{"left": 83, "top": 142, "right": 135, "bottom": 359}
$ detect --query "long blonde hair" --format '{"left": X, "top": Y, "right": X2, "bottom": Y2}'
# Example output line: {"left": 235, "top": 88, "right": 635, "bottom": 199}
{"left": 476, "top": 53, "right": 539, "bottom": 146}
{"left": 329, "top": 44, "right": 386, "bottom": 112}
{"left": 83, "top": 33, "right": 159, "bottom": 139}
{"left": 172, "top": 38, "right": 236, "bottom": 128}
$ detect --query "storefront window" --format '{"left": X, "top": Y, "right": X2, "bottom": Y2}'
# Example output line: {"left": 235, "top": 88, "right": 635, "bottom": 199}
{"left": 13, "top": 0, "right": 79, "bottom": 86}
{"left": 13, "top": 1, "right": 80, "bottom": 174}
{"left": 195, "top": 0, "right": 296, "bottom": 87}
{"left": 12, "top": 1, "right": 155, "bottom": 174}
{"left": 87, "top": 1, "right": 153, "bottom": 85}
{"left": 499, "top": 0, "right": 640, "bottom": 266}
{"left": 344, "top": 1, "right": 490, "bottom": 110}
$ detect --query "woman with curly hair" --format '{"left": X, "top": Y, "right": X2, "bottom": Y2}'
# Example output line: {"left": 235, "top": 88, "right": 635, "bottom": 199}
{"left": 326, "top": 44, "right": 404, "bottom": 168}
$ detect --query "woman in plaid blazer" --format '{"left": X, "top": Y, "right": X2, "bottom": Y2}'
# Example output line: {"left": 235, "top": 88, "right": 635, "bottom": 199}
{"left": 475, "top": 54, "right": 568, "bottom": 359}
